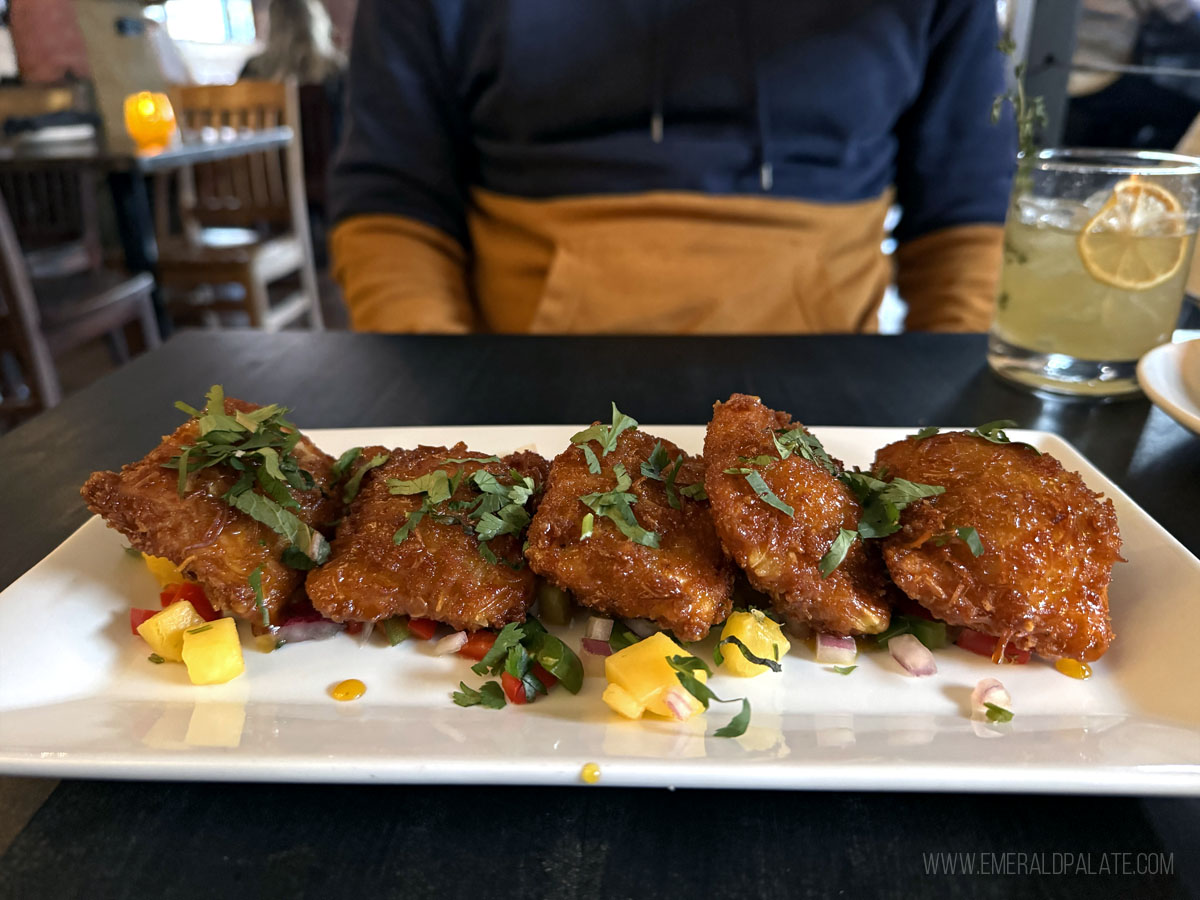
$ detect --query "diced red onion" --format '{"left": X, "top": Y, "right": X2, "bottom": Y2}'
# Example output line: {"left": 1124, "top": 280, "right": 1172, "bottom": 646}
{"left": 434, "top": 631, "right": 468, "bottom": 656}
{"left": 889, "top": 633, "right": 937, "bottom": 676}
{"left": 661, "top": 686, "right": 696, "bottom": 721}
{"left": 624, "top": 618, "right": 658, "bottom": 638}
{"left": 273, "top": 620, "right": 344, "bottom": 644}
{"left": 581, "top": 637, "right": 613, "bottom": 657}
{"left": 585, "top": 616, "right": 614, "bottom": 642}
{"left": 971, "top": 677, "right": 1012, "bottom": 717}
{"left": 357, "top": 621, "right": 375, "bottom": 646}
{"left": 815, "top": 633, "right": 857, "bottom": 665}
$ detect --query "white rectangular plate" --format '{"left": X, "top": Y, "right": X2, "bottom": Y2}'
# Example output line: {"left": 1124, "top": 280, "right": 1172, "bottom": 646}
{"left": 2, "top": 426, "right": 1198, "bottom": 795}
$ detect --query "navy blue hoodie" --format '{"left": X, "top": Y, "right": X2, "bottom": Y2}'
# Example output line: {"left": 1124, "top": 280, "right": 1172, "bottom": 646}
{"left": 332, "top": 0, "right": 1014, "bottom": 247}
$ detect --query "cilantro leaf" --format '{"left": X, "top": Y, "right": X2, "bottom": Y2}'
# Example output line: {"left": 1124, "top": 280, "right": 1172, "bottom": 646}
{"left": 443, "top": 456, "right": 502, "bottom": 464}
{"left": 914, "top": 426, "right": 940, "bottom": 440}
{"left": 472, "top": 622, "right": 526, "bottom": 676}
{"left": 832, "top": 665, "right": 857, "bottom": 675}
{"left": 679, "top": 482, "right": 708, "bottom": 501}
{"left": 874, "top": 615, "right": 950, "bottom": 650}
{"left": 818, "top": 528, "right": 858, "bottom": 578}
{"left": 774, "top": 427, "right": 839, "bottom": 477}
{"left": 248, "top": 566, "right": 268, "bottom": 628}
{"left": 148, "top": 653, "right": 165, "bottom": 664}
{"left": 342, "top": 453, "right": 389, "bottom": 504}
{"left": 578, "top": 462, "right": 660, "bottom": 548}
{"left": 608, "top": 621, "right": 641, "bottom": 653}
{"left": 581, "top": 444, "right": 601, "bottom": 475}
{"left": 957, "top": 526, "right": 984, "bottom": 557}
{"left": 571, "top": 403, "right": 639, "bottom": 458}
{"left": 713, "top": 699, "right": 752, "bottom": 738}
{"left": 666, "top": 655, "right": 752, "bottom": 738}
{"left": 985, "top": 702, "right": 1014, "bottom": 723}
{"left": 580, "top": 512, "right": 594, "bottom": 540}
{"left": 230, "top": 491, "right": 329, "bottom": 567}
{"left": 970, "top": 420, "right": 1040, "bottom": 455}
{"left": 330, "top": 447, "right": 362, "bottom": 482}
{"left": 452, "top": 681, "right": 506, "bottom": 709}
{"left": 718, "top": 635, "right": 782, "bottom": 672}
{"left": 743, "top": 469, "right": 794, "bottom": 517}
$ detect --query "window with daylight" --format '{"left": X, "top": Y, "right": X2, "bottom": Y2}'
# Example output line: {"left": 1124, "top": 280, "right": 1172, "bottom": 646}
{"left": 145, "top": 0, "right": 255, "bottom": 45}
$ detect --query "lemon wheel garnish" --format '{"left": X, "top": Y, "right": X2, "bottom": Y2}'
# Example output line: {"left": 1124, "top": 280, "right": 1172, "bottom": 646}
{"left": 1076, "top": 178, "right": 1188, "bottom": 291}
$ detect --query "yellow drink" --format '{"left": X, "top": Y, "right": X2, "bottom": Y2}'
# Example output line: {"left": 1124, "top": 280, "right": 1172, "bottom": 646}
{"left": 994, "top": 217, "right": 1194, "bottom": 361}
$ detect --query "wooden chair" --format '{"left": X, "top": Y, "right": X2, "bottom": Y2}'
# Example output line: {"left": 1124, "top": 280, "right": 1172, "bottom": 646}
{"left": 0, "top": 183, "right": 160, "bottom": 419}
{"left": 153, "top": 80, "right": 323, "bottom": 331}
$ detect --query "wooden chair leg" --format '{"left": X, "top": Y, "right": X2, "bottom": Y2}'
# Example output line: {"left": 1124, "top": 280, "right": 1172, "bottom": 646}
{"left": 135, "top": 290, "right": 163, "bottom": 350}
{"left": 240, "top": 273, "right": 270, "bottom": 329}
{"left": 105, "top": 329, "right": 131, "bottom": 364}
{"left": 297, "top": 257, "right": 324, "bottom": 331}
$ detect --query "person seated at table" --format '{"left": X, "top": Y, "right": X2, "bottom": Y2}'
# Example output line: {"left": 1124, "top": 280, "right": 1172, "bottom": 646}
{"left": 329, "top": 0, "right": 1015, "bottom": 335}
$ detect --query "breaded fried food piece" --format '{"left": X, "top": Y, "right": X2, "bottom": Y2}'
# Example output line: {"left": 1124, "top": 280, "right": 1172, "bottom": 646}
{"left": 524, "top": 428, "right": 733, "bottom": 642}
{"left": 306, "top": 444, "right": 550, "bottom": 631}
{"left": 81, "top": 398, "right": 338, "bottom": 623}
{"left": 703, "top": 394, "right": 891, "bottom": 635}
{"left": 875, "top": 431, "right": 1122, "bottom": 662}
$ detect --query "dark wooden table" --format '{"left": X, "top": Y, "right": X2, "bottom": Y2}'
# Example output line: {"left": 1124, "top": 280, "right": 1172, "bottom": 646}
{"left": 0, "top": 331, "right": 1197, "bottom": 900}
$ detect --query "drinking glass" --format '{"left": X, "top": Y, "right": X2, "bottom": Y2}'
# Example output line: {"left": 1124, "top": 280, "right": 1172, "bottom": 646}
{"left": 987, "top": 149, "right": 1200, "bottom": 397}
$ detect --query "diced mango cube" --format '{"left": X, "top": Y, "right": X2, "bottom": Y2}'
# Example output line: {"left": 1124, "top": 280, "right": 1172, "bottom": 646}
{"left": 602, "top": 682, "right": 644, "bottom": 719}
{"left": 136, "top": 600, "right": 205, "bottom": 662}
{"left": 181, "top": 617, "right": 244, "bottom": 685}
{"left": 143, "top": 553, "right": 185, "bottom": 587}
{"left": 604, "top": 631, "right": 705, "bottom": 718}
{"left": 719, "top": 609, "right": 790, "bottom": 678}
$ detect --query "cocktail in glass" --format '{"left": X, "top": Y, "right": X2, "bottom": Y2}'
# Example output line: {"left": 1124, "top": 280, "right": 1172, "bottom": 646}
{"left": 988, "top": 149, "right": 1200, "bottom": 397}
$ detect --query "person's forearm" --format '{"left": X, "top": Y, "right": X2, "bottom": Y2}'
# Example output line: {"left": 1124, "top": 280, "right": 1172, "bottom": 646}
{"left": 330, "top": 214, "right": 478, "bottom": 333}
{"left": 894, "top": 224, "right": 1005, "bottom": 332}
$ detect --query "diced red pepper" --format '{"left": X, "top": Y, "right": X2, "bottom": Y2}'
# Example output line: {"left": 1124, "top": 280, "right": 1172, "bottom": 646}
{"left": 956, "top": 628, "right": 1030, "bottom": 664}
{"left": 501, "top": 671, "right": 528, "bottom": 705}
{"left": 532, "top": 663, "right": 557, "bottom": 690}
{"left": 459, "top": 631, "right": 497, "bottom": 661}
{"left": 130, "top": 608, "right": 157, "bottom": 635}
{"left": 159, "top": 582, "right": 218, "bottom": 621}
{"left": 408, "top": 618, "right": 439, "bottom": 640}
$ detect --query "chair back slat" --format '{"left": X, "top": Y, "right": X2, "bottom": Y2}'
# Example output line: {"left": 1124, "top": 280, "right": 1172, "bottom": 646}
{"left": 177, "top": 81, "right": 294, "bottom": 229}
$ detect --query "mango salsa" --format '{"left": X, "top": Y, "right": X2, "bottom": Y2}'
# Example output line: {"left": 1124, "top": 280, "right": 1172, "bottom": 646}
{"left": 136, "top": 600, "right": 205, "bottom": 662}
{"left": 143, "top": 553, "right": 186, "bottom": 587}
{"left": 181, "top": 617, "right": 245, "bottom": 685}
{"left": 603, "top": 632, "right": 705, "bottom": 719}
{"left": 718, "top": 609, "right": 790, "bottom": 678}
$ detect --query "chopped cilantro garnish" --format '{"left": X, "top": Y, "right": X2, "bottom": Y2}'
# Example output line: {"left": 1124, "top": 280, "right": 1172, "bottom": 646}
{"left": 914, "top": 426, "right": 940, "bottom": 440}
{"left": 165, "top": 386, "right": 328, "bottom": 569}
{"left": 186, "top": 624, "right": 213, "bottom": 635}
{"left": 248, "top": 566, "right": 268, "bottom": 628}
{"left": 817, "top": 528, "right": 859, "bottom": 578}
{"left": 841, "top": 472, "right": 944, "bottom": 540}
{"left": 832, "top": 665, "right": 857, "bottom": 675}
{"left": 985, "top": 702, "right": 1014, "bottom": 723}
{"left": 874, "top": 615, "right": 950, "bottom": 650}
{"left": 773, "top": 427, "right": 840, "bottom": 477}
{"left": 390, "top": 462, "right": 537, "bottom": 567}
{"left": 578, "top": 463, "right": 660, "bottom": 548}
{"left": 933, "top": 526, "right": 985, "bottom": 557}
{"left": 452, "top": 681, "right": 506, "bottom": 709}
{"left": 717, "top": 635, "right": 782, "bottom": 672}
{"left": 640, "top": 441, "right": 706, "bottom": 509}
{"left": 330, "top": 447, "right": 361, "bottom": 482}
{"left": 608, "top": 621, "right": 641, "bottom": 653}
{"left": 970, "top": 420, "right": 1040, "bottom": 454}
{"left": 465, "top": 618, "right": 583, "bottom": 701}
{"left": 666, "top": 655, "right": 752, "bottom": 738}
{"left": 572, "top": 403, "right": 639, "bottom": 461}
{"left": 340, "top": 453, "right": 389, "bottom": 504}
{"left": 147, "top": 653, "right": 165, "bottom": 664}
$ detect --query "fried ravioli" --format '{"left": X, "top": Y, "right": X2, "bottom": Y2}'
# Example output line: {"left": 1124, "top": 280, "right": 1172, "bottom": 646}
{"left": 81, "top": 398, "right": 338, "bottom": 623}
{"left": 524, "top": 426, "right": 733, "bottom": 642}
{"left": 874, "top": 431, "right": 1122, "bottom": 662}
{"left": 305, "top": 444, "right": 549, "bottom": 631}
{"left": 703, "top": 394, "right": 891, "bottom": 635}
